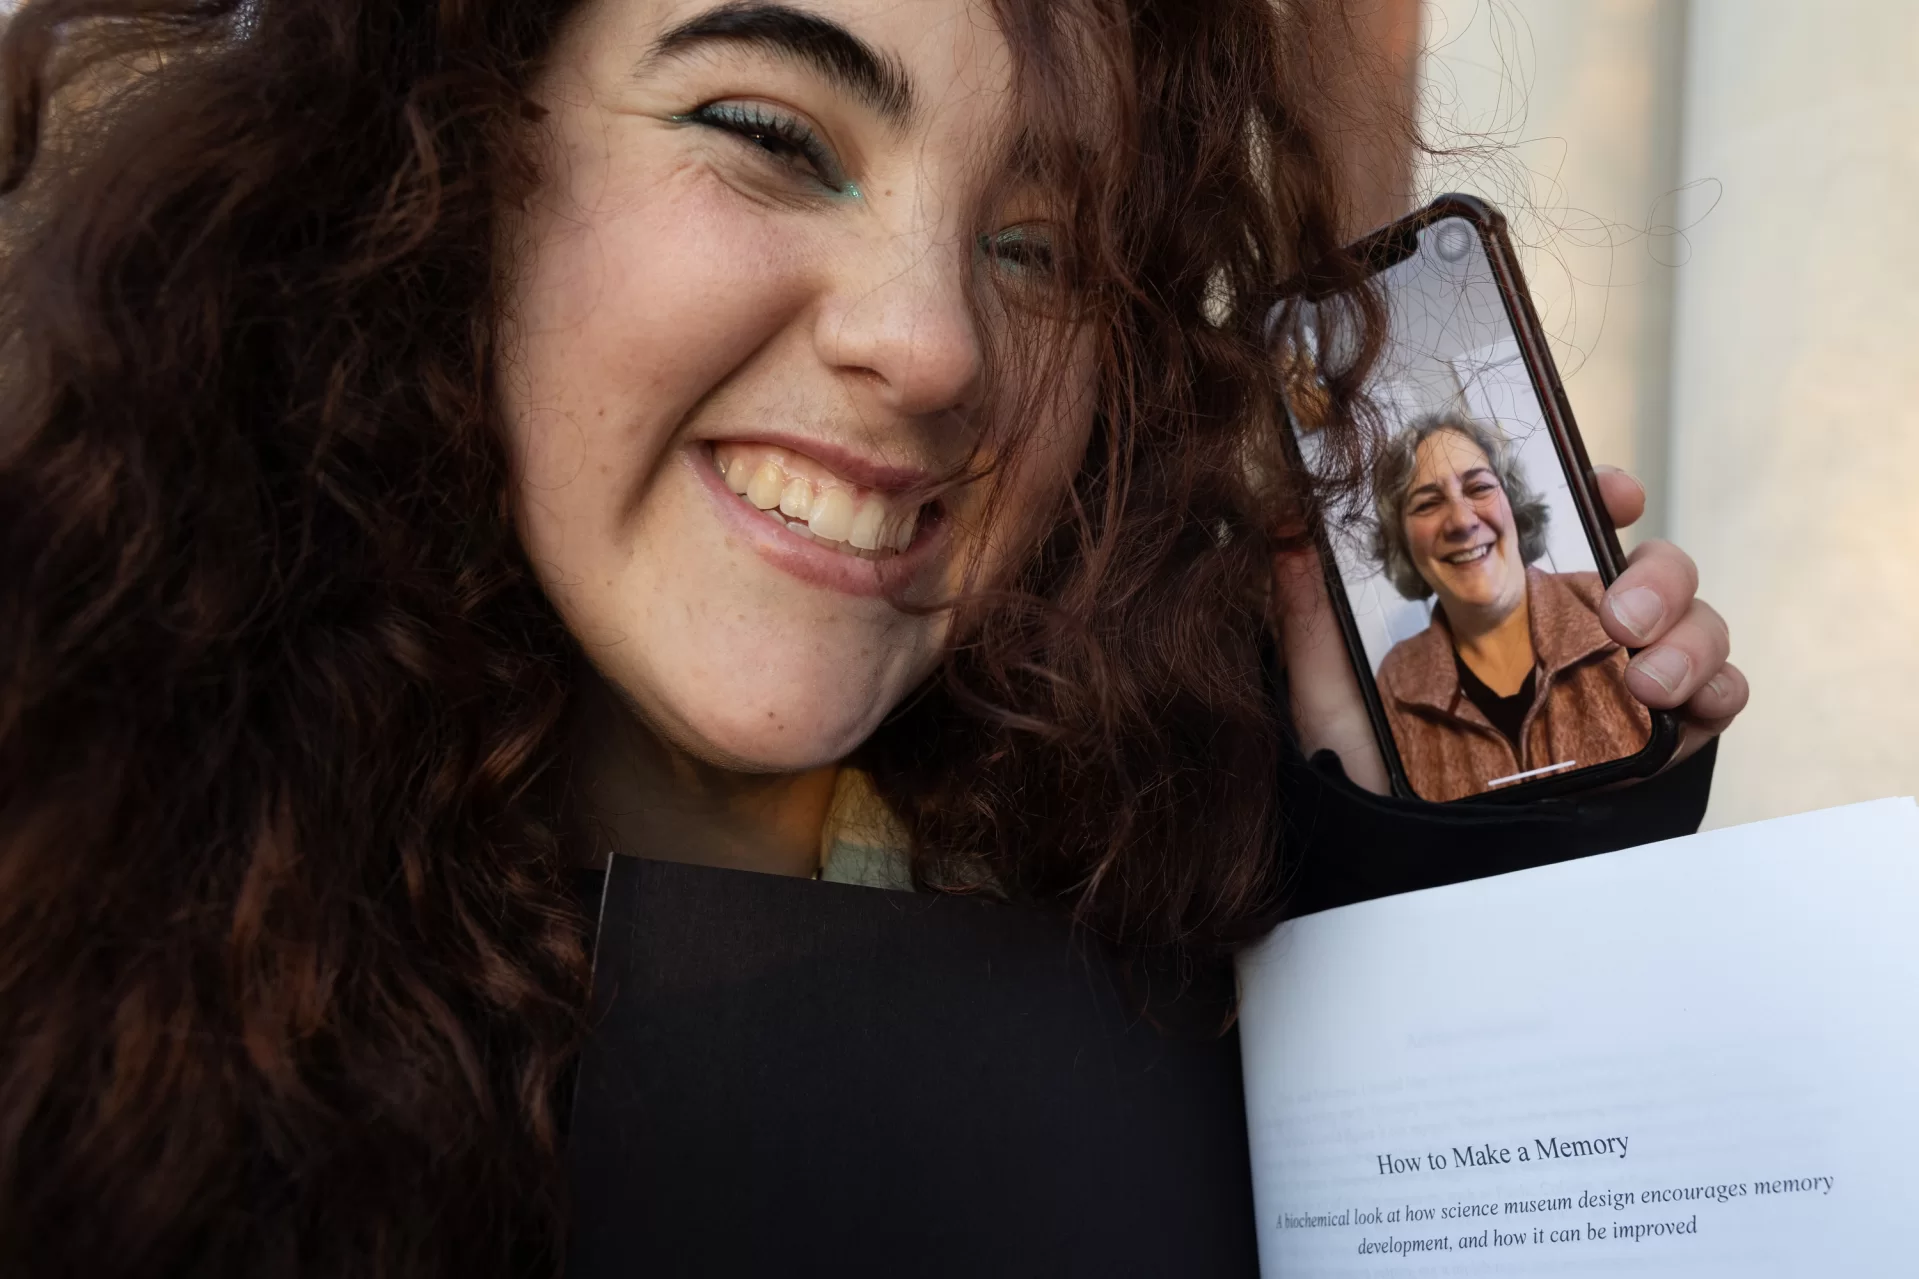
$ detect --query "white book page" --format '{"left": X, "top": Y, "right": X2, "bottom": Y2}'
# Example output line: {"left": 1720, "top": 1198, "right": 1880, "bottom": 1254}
{"left": 1237, "top": 799, "right": 1919, "bottom": 1276}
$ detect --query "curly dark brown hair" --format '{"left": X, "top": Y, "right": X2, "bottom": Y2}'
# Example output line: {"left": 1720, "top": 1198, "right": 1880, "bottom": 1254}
{"left": 0, "top": 0, "right": 1388, "bottom": 1274}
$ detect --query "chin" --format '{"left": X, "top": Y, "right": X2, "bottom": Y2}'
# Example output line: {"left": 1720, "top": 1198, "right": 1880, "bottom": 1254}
{"left": 660, "top": 689, "right": 897, "bottom": 775}
{"left": 1425, "top": 570, "right": 1481, "bottom": 603}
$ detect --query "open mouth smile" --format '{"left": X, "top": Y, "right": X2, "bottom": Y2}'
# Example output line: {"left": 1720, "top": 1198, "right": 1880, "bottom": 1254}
{"left": 1440, "top": 542, "right": 1495, "bottom": 566}
{"left": 693, "top": 438, "right": 952, "bottom": 599}
{"left": 708, "top": 442, "right": 937, "bottom": 560}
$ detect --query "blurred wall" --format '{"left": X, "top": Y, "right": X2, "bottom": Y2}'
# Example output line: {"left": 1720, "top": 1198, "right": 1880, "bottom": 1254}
{"left": 1666, "top": 2, "right": 1919, "bottom": 825}
{"left": 1415, "top": 0, "right": 1687, "bottom": 535}
{"left": 1414, "top": 0, "right": 1919, "bottom": 825}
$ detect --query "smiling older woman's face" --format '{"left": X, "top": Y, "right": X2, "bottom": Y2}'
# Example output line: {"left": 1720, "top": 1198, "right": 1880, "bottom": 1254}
{"left": 1402, "top": 428, "right": 1529, "bottom": 623}
{"left": 499, "top": 0, "right": 1096, "bottom": 772}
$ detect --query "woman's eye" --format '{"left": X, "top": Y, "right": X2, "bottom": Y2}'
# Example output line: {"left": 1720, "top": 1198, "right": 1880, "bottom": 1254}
{"left": 682, "top": 101, "right": 852, "bottom": 195}
{"left": 979, "top": 225, "right": 1057, "bottom": 276}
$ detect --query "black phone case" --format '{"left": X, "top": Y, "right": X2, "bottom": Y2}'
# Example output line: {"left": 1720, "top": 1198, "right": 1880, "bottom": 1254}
{"left": 1286, "top": 193, "right": 1680, "bottom": 805}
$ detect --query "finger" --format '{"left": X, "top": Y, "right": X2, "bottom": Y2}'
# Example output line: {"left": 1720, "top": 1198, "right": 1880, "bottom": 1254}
{"left": 1622, "top": 599, "right": 1732, "bottom": 710}
{"left": 1668, "top": 661, "right": 1750, "bottom": 766}
{"left": 1272, "top": 548, "right": 1366, "bottom": 739}
{"left": 1272, "top": 548, "right": 1391, "bottom": 794}
{"left": 1600, "top": 538, "right": 1699, "bottom": 649}
{"left": 1593, "top": 465, "right": 1646, "bottom": 529}
{"left": 1685, "top": 659, "right": 1749, "bottom": 725}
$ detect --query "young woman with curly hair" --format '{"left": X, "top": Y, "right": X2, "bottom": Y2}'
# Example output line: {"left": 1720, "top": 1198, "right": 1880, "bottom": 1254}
{"left": 0, "top": 0, "right": 1746, "bottom": 1273}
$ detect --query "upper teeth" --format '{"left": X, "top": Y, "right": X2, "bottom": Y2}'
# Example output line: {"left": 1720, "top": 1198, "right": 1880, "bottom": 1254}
{"left": 1444, "top": 544, "right": 1493, "bottom": 564}
{"left": 717, "top": 446, "right": 918, "bottom": 555}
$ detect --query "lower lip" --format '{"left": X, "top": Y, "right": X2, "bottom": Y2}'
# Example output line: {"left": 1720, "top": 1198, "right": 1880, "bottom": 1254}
{"left": 689, "top": 445, "right": 945, "bottom": 598}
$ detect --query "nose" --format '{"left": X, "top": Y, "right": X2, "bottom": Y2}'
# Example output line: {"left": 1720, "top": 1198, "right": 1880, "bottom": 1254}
{"left": 1439, "top": 493, "right": 1482, "bottom": 540}
{"left": 813, "top": 230, "right": 985, "bottom": 421}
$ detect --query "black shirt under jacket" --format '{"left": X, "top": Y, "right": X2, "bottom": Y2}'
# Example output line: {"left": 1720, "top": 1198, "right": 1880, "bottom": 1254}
{"left": 566, "top": 738, "right": 1717, "bottom": 1279}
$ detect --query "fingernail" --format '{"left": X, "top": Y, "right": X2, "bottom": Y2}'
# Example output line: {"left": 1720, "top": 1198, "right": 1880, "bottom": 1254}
{"left": 1705, "top": 672, "right": 1732, "bottom": 701}
{"left": 1630, "top": 647, "right": 1692, "bottom": 696}
{"left": 1608, "top": 586, "right": 1664, "bottom": 642}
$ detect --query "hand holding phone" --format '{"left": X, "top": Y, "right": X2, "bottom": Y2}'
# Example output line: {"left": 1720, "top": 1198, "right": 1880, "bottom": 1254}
{"left": 1272, "top": 196, "right": 1747, "bottom": 803}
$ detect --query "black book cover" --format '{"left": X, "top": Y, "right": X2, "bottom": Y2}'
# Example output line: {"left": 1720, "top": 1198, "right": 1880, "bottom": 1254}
{"left": 567, "top": 857, "right": 1260, "bottom": 1278}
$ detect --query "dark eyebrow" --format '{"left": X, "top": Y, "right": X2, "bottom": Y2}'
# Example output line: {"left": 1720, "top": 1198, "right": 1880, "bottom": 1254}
{"left": 643, "top": 2, "right": 916, "bottom": 125}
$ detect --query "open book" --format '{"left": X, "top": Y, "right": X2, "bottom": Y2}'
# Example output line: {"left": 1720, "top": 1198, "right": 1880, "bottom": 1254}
{"left": 1236, "top": 797, "right": 1919, "bottom": 1276}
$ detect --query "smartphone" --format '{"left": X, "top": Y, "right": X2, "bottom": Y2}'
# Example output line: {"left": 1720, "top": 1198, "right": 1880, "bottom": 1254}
{"left": 1275, "top": 194, "right": 1679, "bottom": 804}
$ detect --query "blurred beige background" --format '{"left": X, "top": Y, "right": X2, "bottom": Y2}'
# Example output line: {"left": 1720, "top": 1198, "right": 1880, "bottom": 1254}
{"left": 1411, "top": 0, "right": 1919, "bottom": 826}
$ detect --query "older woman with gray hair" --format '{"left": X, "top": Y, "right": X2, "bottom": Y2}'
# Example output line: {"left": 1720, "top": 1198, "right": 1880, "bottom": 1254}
{"left": 1369, "top": 413, "right": 1651, "bottom": 801}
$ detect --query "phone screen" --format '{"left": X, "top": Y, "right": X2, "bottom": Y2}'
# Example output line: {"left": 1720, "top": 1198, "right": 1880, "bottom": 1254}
{"left": 1284, "top": 213, "right": 1654, "bottom": 802}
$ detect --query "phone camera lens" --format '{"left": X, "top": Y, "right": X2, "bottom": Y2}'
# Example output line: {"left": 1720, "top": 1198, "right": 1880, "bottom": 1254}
{"left": 1432, "top": 222, "right": 1474, "bottom": 263}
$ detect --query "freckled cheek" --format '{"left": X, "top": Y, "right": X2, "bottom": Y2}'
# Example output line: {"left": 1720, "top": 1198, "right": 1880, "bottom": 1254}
{"left": 511, "top": 166, "right": 812, "bottom": 408}
{"left": 503, "top": 174, "right": 812, "bottom": 516}
{"left": 960, "top": 437, "right": 1091, "bottom": 586}
{"left": 965, "top": 351, "right": 1100, "bottom": 559}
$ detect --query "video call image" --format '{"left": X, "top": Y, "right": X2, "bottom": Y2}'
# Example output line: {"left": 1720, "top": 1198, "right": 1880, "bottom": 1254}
{"left": 1289, "top": 218, "right": 1652, "bottom": 802}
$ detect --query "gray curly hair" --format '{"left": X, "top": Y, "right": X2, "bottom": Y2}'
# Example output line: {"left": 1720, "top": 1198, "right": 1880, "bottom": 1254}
{"left": 1370, "top": 413, "right": 1550, "bottom": 601}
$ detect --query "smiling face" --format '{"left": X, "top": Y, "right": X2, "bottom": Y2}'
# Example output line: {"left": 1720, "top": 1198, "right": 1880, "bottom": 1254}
{"left": 1401, "top": 428, "right": 1529, "bottom": 624}
{"left": 499, "top": 0, "right": 1097, "bottom": 773}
